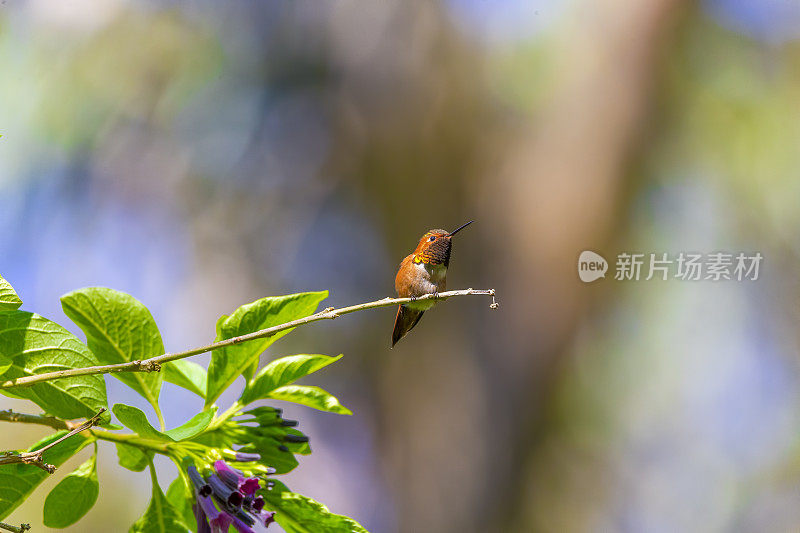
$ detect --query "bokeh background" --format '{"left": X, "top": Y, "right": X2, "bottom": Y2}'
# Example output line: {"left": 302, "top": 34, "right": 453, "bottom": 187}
{"left": 2, "top": 0, "right": 800, "bottom": 531}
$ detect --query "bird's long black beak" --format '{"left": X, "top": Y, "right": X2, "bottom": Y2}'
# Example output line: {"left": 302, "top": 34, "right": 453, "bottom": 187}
{"left": 448, "top": 220, "right": 474, "bottom": 237}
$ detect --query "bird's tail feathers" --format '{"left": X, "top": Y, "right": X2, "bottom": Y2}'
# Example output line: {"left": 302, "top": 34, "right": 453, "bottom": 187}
{"left": 391, "top": 304, "right": 425, "bottom": 347}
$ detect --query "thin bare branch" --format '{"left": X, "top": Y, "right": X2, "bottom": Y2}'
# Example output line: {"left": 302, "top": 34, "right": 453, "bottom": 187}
{"left": 0, "top": 409, "right": 70, "bottom": 430}
{"left": 0, "top": 521, "right": 30, "bottom": 533}
{"left": 0, "top": 288, "right": 497, "bottom": 389}
{"left": 0, "top": 408, "right": 106, "bottom": 473}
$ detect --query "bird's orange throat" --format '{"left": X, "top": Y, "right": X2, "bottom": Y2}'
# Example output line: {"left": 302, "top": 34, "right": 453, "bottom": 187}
{"left": 413, "top": 238, "right": 452, "bottom": 266}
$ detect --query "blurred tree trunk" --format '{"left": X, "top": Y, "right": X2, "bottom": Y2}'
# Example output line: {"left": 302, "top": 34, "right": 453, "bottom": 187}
{"left": 484, "top": 0, "right": 689, "bottom": 530}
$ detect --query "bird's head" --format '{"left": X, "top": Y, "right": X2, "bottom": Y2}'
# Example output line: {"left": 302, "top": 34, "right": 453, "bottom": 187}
{"left": 412, "top": 220, "right": 473, "bottom": 267}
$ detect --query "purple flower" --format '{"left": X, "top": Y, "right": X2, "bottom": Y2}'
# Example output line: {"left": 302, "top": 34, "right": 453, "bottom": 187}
{"left": 193, "top": 503, "right": 211, "bottom": 533}
{"left": 214, "top": 460, "right": 261, "bottom": 497}
{"left": 188, "top": 465, "right": 212, "bottom": 497}
{"left": 240, "top": 477, "right": 260, "bottom": 496}
{"left": 230, "top": 513, "right": 256, "bottom": 533}
{"left": 197, "top": 495, "right": 234, "bottom": 532}
{"left": 256, "top": 509, "right": 276, "bottom": 527}
{"left": 252, "top": 496, "right": 265, "bottom": 512}
{"left": 208, "top": 473, "right": 244, "bottom": 508}
{"left": 234, "top": 510, "right": 256, "bottom": 526}
{"left": 210, "top": 513, "right": 234, "bottom": 533}
{"left": 214, "top": 461, "right": 245, "bottom": 486}
{"left": 183, "top": 459, "right": 275, "bottom": 531}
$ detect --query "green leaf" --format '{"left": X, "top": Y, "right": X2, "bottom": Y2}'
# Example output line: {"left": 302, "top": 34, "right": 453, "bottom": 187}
{"left": 0, "top": 276, "right": 22, "bottom": 311}
{"left": 164, "top": 407, "right": 216, "bottom": 441}
{"left": 43, "top": 454, "right": 99, "bottom": 528}
{"left": 61, "top": 287, "right": 164, "bottom": 419}
{"left": 130, "top": 465, "right": 188, "bottom": 533}
{"left": 263, "top": 480, "right": 368, "bottom": 533}
{"left": 237, "top": 436, "right": 299, "bottom": 475}
{"left": 113, "top": 404, "right": 217, "bottom": 442}
{"left": 241, "top": 360, "right": 258, "bottom": 383}
{"left": 267, "top": 385, "right": 352, "bottom": 415}
{"left": 115, "top": 442, "right": 152, "bottom": 472}
{"left": 163, "top": 359, "right": 207, "bottom": 398}
{"left": 0, "top": 311, "right": 108, "bottom": 419}
{"left": 113, "top": 404, "right": 171, "bottom": 441}
{"left": 241, "top": 354, "right": 343, "bottom": 405}
{"left": 165, "top": 477, "right": 196, "bottom": 533}
{"left": 0, "top": 431, "right": 91, "bottom": 520}
{"left": 205, "top": 291, "right": 328, "bottom": 406}
{"left": 284, "top": 427, "right": 312, "bottom": 455}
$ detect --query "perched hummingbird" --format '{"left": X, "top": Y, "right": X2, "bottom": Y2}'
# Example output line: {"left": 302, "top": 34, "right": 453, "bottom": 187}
{"left": 392, "top": 220, "right": 473, "bottom": 346}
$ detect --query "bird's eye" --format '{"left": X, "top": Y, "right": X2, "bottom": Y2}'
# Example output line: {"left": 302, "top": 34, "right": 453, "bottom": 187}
{"left": 429, "top": 236, "right": 436, "bottom": 242}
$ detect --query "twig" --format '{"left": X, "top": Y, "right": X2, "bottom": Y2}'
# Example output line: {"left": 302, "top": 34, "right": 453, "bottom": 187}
{"left": 0, "top": 288, "right": 497, "bottom": 389}
{"left": 0, "top": 522, "right": 30, "bottom": 533}
{"left": 0, "top": 408, "right": 106, "bottom": 473}
{"left": 0, "top": 409, "right": 70, "bottom": 430}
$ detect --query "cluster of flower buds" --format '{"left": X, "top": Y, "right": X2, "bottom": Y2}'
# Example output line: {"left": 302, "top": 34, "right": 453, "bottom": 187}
{"left": 211, "top": 407, "right": 310, "bottom": 460}
{"left": 231, "top": 407, "right": 310, "bottom": 459}
{"left": 188, "top": 459, "right": 275, "bottom": 532}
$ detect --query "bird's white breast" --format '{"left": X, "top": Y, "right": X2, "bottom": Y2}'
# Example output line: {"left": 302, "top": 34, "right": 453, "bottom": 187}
{"left": 406, "top": 262, "right": 446, "bottom": 311}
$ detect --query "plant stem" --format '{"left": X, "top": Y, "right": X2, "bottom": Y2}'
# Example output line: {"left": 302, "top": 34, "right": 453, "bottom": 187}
{"left": 0, "top": 288, "right": 497, "bottom": 389}
{"left": 154, "top": 405, "right": 166, "bottom": 432}
{"left": 89, "top": 429, "right": 172, "bottom": 455}
{"left": 207, "top": 401, "right": 244, "bottom": 432}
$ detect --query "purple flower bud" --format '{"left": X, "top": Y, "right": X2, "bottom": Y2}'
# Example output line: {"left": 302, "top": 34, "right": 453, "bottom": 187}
{"left": 187, "top": 465, "right": 212, "bottom": 497}
{"left": 208, "top": 473, "right": 244, "bottom": 508}
{"left": 244, "top": 406, "right": 281, "bottom": 417}
{"left": 230, "top": 513, "right": 256, "bottom": 533}
{"left": 193, "top": 503, "right": 211, "bottom": 533}
{"left": 197, "top": 495, "right": 233, "bottom": 532}
{"left": 234, "top": 452, "right": 261, "bottom": 462}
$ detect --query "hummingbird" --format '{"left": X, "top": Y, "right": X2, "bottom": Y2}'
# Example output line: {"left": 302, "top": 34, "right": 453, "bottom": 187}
{"left": 392, "top": 220, "right": 473, "bottom": 346}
